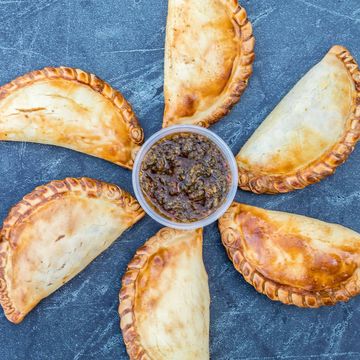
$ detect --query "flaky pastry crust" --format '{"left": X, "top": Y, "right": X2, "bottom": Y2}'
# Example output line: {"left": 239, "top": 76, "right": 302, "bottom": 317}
{"left": 237, "top": 45, "right": 360, "bottom": 193}
{"left": 0, "top": 67, "right": 144, "bottom": 169}
{"left": 163, "top": 0, "right": 255, "bottom": 128}
{"left": 0, "top": 177, "right": 144, "bottom": 323}
{"left": 219, "top": 202, "right": 360, "bottom": 308}
{"left": 119, "top": 227, "right": 209, "bottom": 360}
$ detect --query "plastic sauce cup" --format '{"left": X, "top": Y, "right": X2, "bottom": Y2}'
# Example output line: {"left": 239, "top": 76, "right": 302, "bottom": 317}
{"left": 132, "top": 125, "right": 238, "bottom": 230}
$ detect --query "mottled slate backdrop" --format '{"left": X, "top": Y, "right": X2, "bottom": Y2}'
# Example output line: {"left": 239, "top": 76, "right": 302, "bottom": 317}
{"left": 0, "top": 0, "right": 359, "bottom": 359}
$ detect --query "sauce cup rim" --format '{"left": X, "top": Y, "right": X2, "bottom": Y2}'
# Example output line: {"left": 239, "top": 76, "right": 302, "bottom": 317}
{"left": 132, "top": 125, "right": 238, "bottom": 230}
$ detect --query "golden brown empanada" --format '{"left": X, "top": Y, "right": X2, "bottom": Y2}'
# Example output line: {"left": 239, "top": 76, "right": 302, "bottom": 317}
{"left": 237, "top": 45, "right": 360, "bottom": 194}
{"left": 219, "top": 202, "right": 360, "bottom": 307}
{"left": 163, "top": 0, "right": 255, "bottom": 128}
{"left": 119, "top": 228, "right": 209, "bottom": 359}
{"left": 0, "top": 67, "right": 144, "bottom": 169}
{"left": 0, "top": 177, "right": 144, "bottom": 323}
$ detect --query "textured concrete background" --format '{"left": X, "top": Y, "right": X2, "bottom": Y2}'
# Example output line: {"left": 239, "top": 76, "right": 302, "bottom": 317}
{"left": 0, "top": 0, "right": 359, "bottom": 359}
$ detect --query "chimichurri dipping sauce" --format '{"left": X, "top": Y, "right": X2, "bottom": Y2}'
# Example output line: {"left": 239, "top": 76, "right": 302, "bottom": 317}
{"left": 139, "top": 132, "right": 231, "bottom": 223}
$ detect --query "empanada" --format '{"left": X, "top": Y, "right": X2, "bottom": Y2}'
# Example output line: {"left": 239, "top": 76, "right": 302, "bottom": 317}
{"left": 0, "top": 67, "right": 144, "bottom": 169}
{"left": 0, "top": 177, "right": 144, "bottom": 323}
{"left": 119, "top": 228, "right": 209, "bottom": 359}
{"left": 219, "top": 202, "right": 360, "bottom": 307}
{"left": 237, "top": 45, "right": 360, "bottom": 193}
{"left": 163, "top": 0, "right": 255, "bottom": 128}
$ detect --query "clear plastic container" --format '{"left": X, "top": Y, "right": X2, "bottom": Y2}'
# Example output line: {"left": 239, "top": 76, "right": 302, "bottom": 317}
{"left": 132, "top": 125, "right": 238, "bottom": 230}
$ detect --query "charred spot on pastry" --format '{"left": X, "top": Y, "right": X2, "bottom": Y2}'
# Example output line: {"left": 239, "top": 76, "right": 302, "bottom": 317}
{"left": 55, "top": 235, "right": 65, "bottom": 242}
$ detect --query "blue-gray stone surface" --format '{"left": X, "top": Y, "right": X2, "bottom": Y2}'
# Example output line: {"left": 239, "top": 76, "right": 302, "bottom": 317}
{"left": 0, "top": 0, "right": 359, "bottom": 359}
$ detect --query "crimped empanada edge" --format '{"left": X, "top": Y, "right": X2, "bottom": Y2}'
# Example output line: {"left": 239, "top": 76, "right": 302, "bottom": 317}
{"left": 0, "top": 177, "right": 145, "bottom": 324}
{"left": 237, "top": 45, "right": 360, "bottom": 194}
{"left": 163, "top": 0, "right": 255, "bottom": 128}
{"left": 218, "top": 202, "right": 360, "bottom": 308}
{"left": 118, "top": 228, "right": 202, "bottom": 360}
{"left": 0, "top": 66, "right": 144, "bottom": 168}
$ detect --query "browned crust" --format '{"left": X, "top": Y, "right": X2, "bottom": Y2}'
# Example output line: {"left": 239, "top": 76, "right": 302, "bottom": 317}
{"left": 238, "top": 45, "right": 360, "bottom": 194}
{"left": 0, "top": 177, "right": 145, "bottom": 324}
{"left": 118, "top": 228, "right": 201, "bottom": 359}
{"left": 218, "top": 202, "right": 360, "bottom": 308}
{"left": 0, "top": 66, "right": 144, "bottom": 167}
{"left": 163, "top": 0, "right": 255, "bottom": 128}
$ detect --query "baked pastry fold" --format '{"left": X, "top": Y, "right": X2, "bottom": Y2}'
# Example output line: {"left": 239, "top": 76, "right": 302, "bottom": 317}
{"left": 0, "top": 177, "right": 144, "bottom": 323}
{"left": 0, "top": 67, "right": 144, "bottom": 169}
{"left": 119, "top": 228, "right": 210, "bottom": 359}
{"left": 237, "top": 45, "right": 360, "bottom": 193}
{"left": 219, "top": 202, "right": 360, "bottom": 307}
{"left": 163, "top": 0, "right": 255, "bottom": 128}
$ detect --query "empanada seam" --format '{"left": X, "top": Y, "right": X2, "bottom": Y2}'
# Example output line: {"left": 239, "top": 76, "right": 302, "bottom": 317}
{"left": 237, "top": 45, "right": 360, "bottom": 194}
{"left": 219, "top": 202, "right": 357, "bottom": 308}
{"left": 163, "top": 1, "right": 255, "bottom": 128}
{"left": 0, "top": 66, "right": 144, "bottom": 168}
{"left": 0, "top": 177, "right": 144, "bottom": 323}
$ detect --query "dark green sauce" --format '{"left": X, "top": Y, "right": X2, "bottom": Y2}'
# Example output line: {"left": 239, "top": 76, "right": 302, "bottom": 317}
{"left": 139, "top": 132, "right": 231, "bottom": 223}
